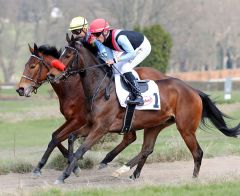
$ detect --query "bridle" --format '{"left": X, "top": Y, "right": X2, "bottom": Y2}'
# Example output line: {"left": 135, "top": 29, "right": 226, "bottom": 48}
{"left": 58, "top": 45, "right": 107, "bottom": 77}
{"left": 59, "top": 45, "right": 81, "bottom": 77}
{"left": 21, "top": 54, "right": 51, "bottom": 93}
{"left": 59, "top": 43, "right": 114, "bottom": 110}
{"left": 60, "top": 45, "right": 137, "bottom": 92}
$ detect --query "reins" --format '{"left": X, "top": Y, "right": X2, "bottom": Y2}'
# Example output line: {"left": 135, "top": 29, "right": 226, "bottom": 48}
{"left": 58, "top": 45, "right": 107, "bottom": 79}
{"left": 59, "top": 44, "right": 114, "bottom": 110}
{"left": 58, "top": 44, "right": 138, "bottom": 103}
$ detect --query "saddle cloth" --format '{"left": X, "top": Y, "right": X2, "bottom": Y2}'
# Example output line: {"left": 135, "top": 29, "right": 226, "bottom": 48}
{"left": 114, "top": 70, "right": 161, "bottom": 110}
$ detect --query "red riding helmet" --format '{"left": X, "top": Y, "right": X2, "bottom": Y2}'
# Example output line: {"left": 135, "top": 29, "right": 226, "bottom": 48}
{"left": 89, "top": 19, "right": 110, "bottom": 33}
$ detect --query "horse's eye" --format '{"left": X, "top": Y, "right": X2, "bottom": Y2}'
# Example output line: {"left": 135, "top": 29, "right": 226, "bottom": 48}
{"left": 30, "top": 64, "right": 36, "bottom": 69}
{"left": 65, "top": 54, "right": 70, "bottom": 58}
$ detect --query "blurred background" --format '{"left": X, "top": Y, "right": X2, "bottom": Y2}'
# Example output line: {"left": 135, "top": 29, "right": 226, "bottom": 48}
{"left": 0, "top": 0, "right": 240, "bottom": 181}
{"left": 1, "top": 0, "right": 240, "bottom": 85}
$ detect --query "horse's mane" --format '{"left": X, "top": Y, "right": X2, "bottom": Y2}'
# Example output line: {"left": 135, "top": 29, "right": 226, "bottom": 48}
{"left": 38, "top": 45, "right": 61, "bottom": 59}
{"left": 74, "top": 40, "right": 111, "bottom": 75}
{"left": 74, "top": 37, "right": 99, "bottom": 57}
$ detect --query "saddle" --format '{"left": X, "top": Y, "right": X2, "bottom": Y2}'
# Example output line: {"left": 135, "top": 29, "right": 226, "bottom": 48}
{"left": 120, "top": 76, "right": 148, "bottom": 134}
{"left": 120, "top": 76, "right": 149, "bottom": 93}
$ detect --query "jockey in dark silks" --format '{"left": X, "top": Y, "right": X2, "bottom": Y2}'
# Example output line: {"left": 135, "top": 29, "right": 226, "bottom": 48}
{"left": 89, "top": 18, "right": 152, "bottom": 106}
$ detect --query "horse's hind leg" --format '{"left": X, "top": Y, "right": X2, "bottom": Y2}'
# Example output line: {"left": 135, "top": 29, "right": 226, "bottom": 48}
{"left": 175, "top": 89, "right": 203, "bottom": 178}
{"left": 112, "top": 125, "right": 166, "bottom": 179}
{"left": 182, "top": 132, "right": 203, "bottom": 178}
{"left": 177, "top": 125, "right": 203, "bottom": 178}
{"left": 99, "top": 131, "right": 137, "bottom": 169}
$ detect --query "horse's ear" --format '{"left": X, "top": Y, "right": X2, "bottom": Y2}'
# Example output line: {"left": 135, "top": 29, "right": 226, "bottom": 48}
{"left": 33, "top": 43, "right": 39, "bottom": 56}
{"left": 71, "top": 34, "right": 74, "bottom": 41}
{"left": 28, "top": 43, "right": 34, "bottom": 54}
{"left": 66, "top": 33, "right": 70, "bottom": 43}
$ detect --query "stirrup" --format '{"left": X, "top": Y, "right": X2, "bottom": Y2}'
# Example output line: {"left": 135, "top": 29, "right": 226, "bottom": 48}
{"left": 127, "top": 96, "right": 144, "bottom": 106}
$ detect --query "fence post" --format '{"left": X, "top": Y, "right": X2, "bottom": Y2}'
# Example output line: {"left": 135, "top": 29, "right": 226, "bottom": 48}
{"left": 224, "top": 77, "right": 232, "bottom": 100}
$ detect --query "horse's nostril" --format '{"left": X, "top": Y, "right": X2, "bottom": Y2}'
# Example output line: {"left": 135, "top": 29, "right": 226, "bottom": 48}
{"left": 16, "top": 87, "right": 24, "bottom": 96}
{"left": 47, "top": 74, "right": 55, "bottom": 81}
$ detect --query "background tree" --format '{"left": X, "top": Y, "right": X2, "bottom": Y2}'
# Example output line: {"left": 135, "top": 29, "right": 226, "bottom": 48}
{"left": 0, "top": 0, "right": 23, "bottom": 84}
{"left": 137, "top": 24, "right": 172, "bottom": 73}
{"left": 1, "top": 0, "right": 240, "bottom": 83}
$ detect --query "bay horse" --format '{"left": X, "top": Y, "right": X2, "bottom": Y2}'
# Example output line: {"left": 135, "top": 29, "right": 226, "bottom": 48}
{"left": 48, "top": 37, "right": 240, "bottom": 184}
{"left": 16, "top": 43, "right": 167, "bottom": 178}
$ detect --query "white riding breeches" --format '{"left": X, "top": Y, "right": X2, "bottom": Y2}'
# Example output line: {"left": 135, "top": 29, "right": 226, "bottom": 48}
{"left": 113, "top": 36, "right": 151, "bottom": 74}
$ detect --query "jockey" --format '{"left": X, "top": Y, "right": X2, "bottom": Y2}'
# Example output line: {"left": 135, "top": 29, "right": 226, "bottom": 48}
{"left": 89, "top": 18, "right": 151, "bottom": 106}
{"left": 69, "top": 16, "right": 109, "bottom": 61}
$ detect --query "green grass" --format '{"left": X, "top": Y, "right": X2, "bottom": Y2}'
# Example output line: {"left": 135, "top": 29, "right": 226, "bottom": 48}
{"left": 205, "top": 90, "right": 240, "bottom": 104}
{"left": 0, "top": 159, "right": 33, "bottom": 175}
{"left": 0, "top": 89, "right": 240, "bottom": 172}
{"left": 0, "top": 118, "right": 64, "bottom": 149}
{"left": 32, "top": 180, "right": 240, "bottom": 196}
{"left": 47, "top": 153, "right": 95, "bottom": 170}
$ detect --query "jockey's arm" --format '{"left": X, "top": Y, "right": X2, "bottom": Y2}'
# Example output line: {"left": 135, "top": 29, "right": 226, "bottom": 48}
{"left": 116, "top": 35, "right": 137, "bottom": 62}
{"left": 93, "top": 40, "right": 108, "bottom": 61}
{"left": 87, "top": 32, "right": 108, "bottom": 62}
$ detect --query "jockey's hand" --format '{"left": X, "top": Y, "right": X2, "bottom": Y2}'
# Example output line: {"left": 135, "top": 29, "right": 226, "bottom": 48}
{"left": 106, "top": 59, "right": 114, "bottom": 67}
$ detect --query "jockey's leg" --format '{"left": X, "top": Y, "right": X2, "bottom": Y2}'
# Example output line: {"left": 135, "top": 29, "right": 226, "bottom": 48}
{"left": 123, "top": 72, "right": 144, "bottom": 106}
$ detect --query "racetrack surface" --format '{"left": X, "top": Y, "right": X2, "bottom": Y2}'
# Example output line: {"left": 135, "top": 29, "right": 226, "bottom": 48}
{"left": 1, "top": 156, "right": 240, "bottom": 195}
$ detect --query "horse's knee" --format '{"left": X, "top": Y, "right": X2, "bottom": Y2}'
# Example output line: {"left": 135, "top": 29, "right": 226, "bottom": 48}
{"left": 68, "top": 133, "right": 77, "bottom": 144}
{"left": 142, "top": 149, "right": 153, "bottom": 159}
{"left": 48, "top": 138, "right": 58, "bottom": 148}
{"left": 124, "top": 131, "right": 137, "bottom": 144}
{"left": 52, "top": 132, "right": 58, "bottom": 140}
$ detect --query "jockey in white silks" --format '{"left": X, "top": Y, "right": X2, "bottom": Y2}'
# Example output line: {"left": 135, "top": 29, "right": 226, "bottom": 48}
{"left": 89, "top": 18, "right": 151, "bottom": 106}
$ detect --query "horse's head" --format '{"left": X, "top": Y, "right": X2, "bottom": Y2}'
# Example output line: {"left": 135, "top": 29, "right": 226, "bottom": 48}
{"left": 16, "top": 43, "right": 60, "bottom": 97}
{"left": 47, "top": 33, "right": 99, "bottom": 83}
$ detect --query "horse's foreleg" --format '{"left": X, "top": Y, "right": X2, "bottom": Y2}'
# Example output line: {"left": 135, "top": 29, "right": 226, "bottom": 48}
{"left": 55, "top": 123, "right": 106, "bottom": 184}
{"left": 99, "top": 131, "right": 137, "bottom": 169}
{"left": 67, "top": 133, "right": 78, "bottom": 163}
{"left": 67, "top": 132, "right": 81, "bottom": 177}
{"left": 57, "top": 143, "right": 68, "bottom": 158}
{"left": 33, "top": 119, "right": 80, "bottom": 177}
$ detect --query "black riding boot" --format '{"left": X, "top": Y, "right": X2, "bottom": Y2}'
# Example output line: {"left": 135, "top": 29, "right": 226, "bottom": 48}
{"left": 123, "top": 72, "right": 144, "bottom": 106}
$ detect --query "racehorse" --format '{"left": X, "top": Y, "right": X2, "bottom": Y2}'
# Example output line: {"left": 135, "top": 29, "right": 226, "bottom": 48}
{"left": 16, "top": 43, "right": 167, "bottom": 178}
{"left": 47, "top": 35, "right": 240, "bottom": 184}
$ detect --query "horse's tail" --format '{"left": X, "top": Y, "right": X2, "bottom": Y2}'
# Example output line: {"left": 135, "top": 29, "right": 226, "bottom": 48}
{"left": 198, "top": 90, "right": 240, "bottom": 137}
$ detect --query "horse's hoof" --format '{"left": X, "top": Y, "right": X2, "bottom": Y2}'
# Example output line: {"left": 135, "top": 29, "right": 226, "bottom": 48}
{"left": 73, "top": 166, "right": 81, "bottom": 177}
{"left": 54, "top": 179, "right": 65, "bottom": 185}
{"left": 98, "top": 163, "right": 108, "bottom": 170}
{"left": 32, "top": 171, "right": 41, "bottom": 179}
{"left": 129, "top": 175, "right": 136, "bottom": 180}
{"left": 112, "top": 165, "right": 130, "bottom": 177}
{"left": 111, "top": 171, "right": 121, "bottom": 178}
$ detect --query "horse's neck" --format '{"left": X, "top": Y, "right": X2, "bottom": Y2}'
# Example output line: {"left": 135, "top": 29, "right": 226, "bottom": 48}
{"left": 50, "top": 82, "right": 65, "bottom": 98}
{"left": 50, "top": 76, "right": 81, "bottom": 99}
{"left": 79, "top": 48, "right": 109, "bottom": 99}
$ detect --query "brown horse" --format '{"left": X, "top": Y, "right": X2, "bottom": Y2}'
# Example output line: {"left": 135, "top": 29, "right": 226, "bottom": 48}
{"left": 47, "top": 37, "right": 240, "bottom": 184}
{"left": 16, "top": 43, "right": 167, "bottom": 178}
